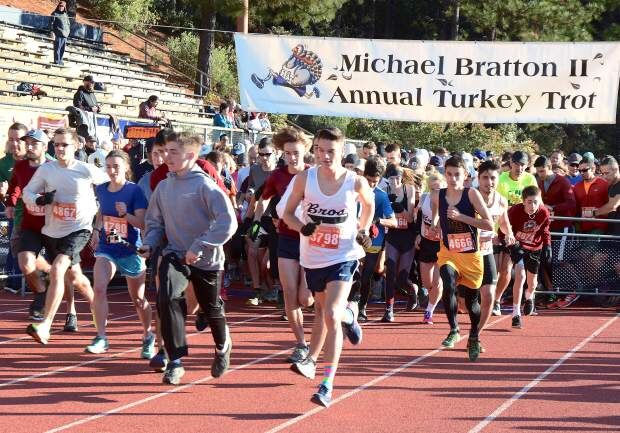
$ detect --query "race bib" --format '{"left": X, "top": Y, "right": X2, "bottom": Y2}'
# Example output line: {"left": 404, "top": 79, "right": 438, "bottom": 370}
{"left": 421, "top": 222, "right": 440, "bottom": 241}
{"left": 581, "top": 207, "right": 596, "bottom": 218}
{"left": 479, "top": 236, "right": 494, "bottom": 255}
{"left": 103, "top": 215, "right": 128, "bottom": 238}
{"left": 26, "top": 202, "right": 46, "bottom": 216}
{"left": 397, "top": 216, "right": 408, "bottom": 229}
{"left": 447, "top": 232, "right": 475, "bottom": 252}
{"left": 309, "top": 226, "right": 340, "bottom": 249}
{"left": 52, "top": 203, "right": 77, "bottom": 221}
{"left": 516, "top": 231, "right": 535, "bottom": 244}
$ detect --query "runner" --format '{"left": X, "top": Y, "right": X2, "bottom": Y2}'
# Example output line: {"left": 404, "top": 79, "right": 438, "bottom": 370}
{"left": 356, "top": 157, "right": 396, "bottom": 322}
{"left": 6, "top": 129, "right": 54, "bottom": 321}
{"left": 382, "top": 163, "right": 418, "bottom": 322}
{"left": 430, "top": 155, "right": 493, "bottom": 361}
{"left": 140, "top": 133, "right": 237, "bottom": 385}
{"left": 283, "top": 127, "right": 373, "bottom": 407}
{"left": 85, "top": 150, "right": 154, "bottom": 357}
{"left": 260, "top": 127, "right": 313, "bottom": 363}
{"left": 476, "top": 160, "right": 514, "bottom": 334}
{"left": 494, "top": 151, "right": 537, "bottom": 315}
{"left": 415, "top": 171, "right": 445, "bottom": 325}
{"left": 23, "top": 127, "right": 104, "bottom": 344}
{"left": 508, "top": 185, "right": 551, "bottom": 328}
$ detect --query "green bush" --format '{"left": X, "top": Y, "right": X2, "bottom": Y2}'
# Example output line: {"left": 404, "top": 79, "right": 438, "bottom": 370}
{"left": 166, "top": 31, "right": 199, "bottom": 80}
{"left": 210, "top": 45, "right": 239, "bottom": 101}
{"left": 89, "top": 0, "right": 158, "bottom": 31}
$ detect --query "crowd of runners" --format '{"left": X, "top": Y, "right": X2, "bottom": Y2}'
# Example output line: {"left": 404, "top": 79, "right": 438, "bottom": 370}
{"left": 1, "top": 120, "right": 618, "bottom": 407}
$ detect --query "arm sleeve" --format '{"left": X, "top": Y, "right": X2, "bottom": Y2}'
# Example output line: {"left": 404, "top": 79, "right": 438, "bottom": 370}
{"left": 22, "top": 165, "right": 47, "bottom": 207}
{"left": 189, "top": 183, "right": 238, "bottom": 254}
{"left": 142, "top": 186, "right": 166, "bottom": 249}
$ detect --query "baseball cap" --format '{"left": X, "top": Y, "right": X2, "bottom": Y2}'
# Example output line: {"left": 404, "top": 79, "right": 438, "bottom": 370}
{"left": 232, "top": 142, "right": 245, "bottom": 156}
{"left": 429, "top": 155, "right": 442, "bottom": 167}
{"left": 20, "top": 129, "right": 48, "bottom": 143}
{"left": 408, "top": 155, "right": 421, "bottom": 170}
{"left": 567, "top": 152, "right": 582, "bottom": 164}
{"left": 583, "top": 151, "right": 595, "bottom": 162}
{"left": 473, "top": 149, "right": 487, "bottom": 160}
{"left": 83, "top": 75, "right": 95, "bottom": 82}
{"left": 511, "top": 150, "right": 529, "bottom": 165}
{"left": 343, "top": 153, "right": 359, "bottom": 166}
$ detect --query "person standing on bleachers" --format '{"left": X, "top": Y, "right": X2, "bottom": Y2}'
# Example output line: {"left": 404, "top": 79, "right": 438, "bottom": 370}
{"left": 49, "top": 1, "right": 71, "bottom": 66}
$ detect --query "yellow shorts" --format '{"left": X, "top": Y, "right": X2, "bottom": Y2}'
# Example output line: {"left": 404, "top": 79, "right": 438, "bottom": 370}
{"left": 437, "top": 245, "right": 483, "bottom": 290}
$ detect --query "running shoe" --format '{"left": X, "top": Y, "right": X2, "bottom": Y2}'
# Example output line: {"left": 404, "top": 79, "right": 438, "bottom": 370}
{"left": 491, "top": 301, "right": 502, "bottom": 316}
{"left": 29, "top": 306, "right": 44, "bottom": 321}
{"left": 211, "top": 339, "right": 232, "bottom": 378}
{"left": 467, "top": 337, "right": 486, "bottom": 353}
{"left": 405, "top": 291, "right": 418, "bottom": 312}
{"left": 195, "top": 311, "right": 209, "bottom": 332}
{"left": 512, "top": 315, "right": 522, "bottom": 329}
{"left": 523, "top": 299, "right": 536, "bottom": 316}
{"left": 141, "top": 332, "right": 156, "bottom": 359}
{"left": 29, "top": 292, "right": 46, "bottom": 321}
{"left": 342, "top": 306, "right": 363, "bottom": 345}
{"left": 422, "top": 310, "right": 434, "bottom": 325}
{"left": 441, "top": 328, "right": 461, "bottom": 348}
{"left": 381, "top": 306, "right": 394, "bottom": 323}
{"left": 246, "top": 290, "right": 263, "bottom": 306}
{"left": 311, "top": 384, "right": 333, "bottom": 407}
{"left": 26, "top": 323, "right": 50, "bottom": 345}
{"left": 223, "top": 272, "right": 232, "bottom": 288}
{"left": 467, "top": 338, "right": 481, "bottom": 361}
{"left": 162, "top": 364, "right": 185, "bottom": 385}
{"left": 358, "top": 307, "right": 368, "bottom": 323}
{"left": 149, "top": 348, "right": 168, "bottom": 372}
{"left": 63, "top": 313, "right": 78, "bottom": 332}
{"left": 555, "top": 294, "right": 580, "bottom": 309}
{"left": 262, "top": 288, "right": 279, "bottom": 303}
{"left": 291, "top": 356, "right": 316, "bottom": 379}
{"left": 85, "top": 336, "right": 109, "bottom": 354}
{"left": 287, "top": 343, "right": 309, "bottom": 363}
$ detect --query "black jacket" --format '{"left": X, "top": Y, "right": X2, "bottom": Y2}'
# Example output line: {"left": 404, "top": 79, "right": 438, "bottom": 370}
{"left": 50, "top": 10, "right": 71, "bottom": 38}
{"left": 73, "top": 86, "right": 98, "bottom": 111}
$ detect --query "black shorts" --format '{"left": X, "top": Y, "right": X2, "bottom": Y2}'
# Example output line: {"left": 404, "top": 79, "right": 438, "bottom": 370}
{"left": 17, "top": 229, "right": 44, "bottom": 255}
{"left": 43, "top": 229, "right": 91, "bottom": 266}
{"left": 304, "top": 260, "right": 358, "bottom": 294}
{"left": 277, "top": 235, "right": 300, "bottom": 261}
{"left": 417, "top": 237, "right": 440, "bottom": 263}
{"left": 481, "top": 253, "right": 498, "bottom": 286}
{"left": 510, "top": 247, "right": 541, "bottom": 275}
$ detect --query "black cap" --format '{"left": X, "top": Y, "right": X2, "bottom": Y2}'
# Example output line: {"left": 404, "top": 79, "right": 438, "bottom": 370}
{"left": 83, "top": 75, "right": 94, "bottom": 82}
{"left": 511, "top": 151, "right": 529, "bottom": 165}
{"left": 567, "top": 152, "right": 582, "bottom": 164}
{"left": 343, "top": 153, "right": 359, "bottom": 165}
{"left": 534, "top": 155, "right": 550, "bottom": 168}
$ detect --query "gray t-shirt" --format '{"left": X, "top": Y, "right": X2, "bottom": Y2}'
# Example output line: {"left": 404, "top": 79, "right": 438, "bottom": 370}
{"left": 248, "top": 164, "right": 272, "bottom": 192}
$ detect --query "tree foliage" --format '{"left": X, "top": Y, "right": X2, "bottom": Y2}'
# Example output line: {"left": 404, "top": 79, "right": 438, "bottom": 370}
{"left": 88, "top": 0, "right": 158, "bottom": 31}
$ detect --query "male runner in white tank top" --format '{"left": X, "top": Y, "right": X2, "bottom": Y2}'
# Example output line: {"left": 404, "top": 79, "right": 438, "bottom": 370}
{"left": 283, "top": 127, "right": 374, "bottom": 407}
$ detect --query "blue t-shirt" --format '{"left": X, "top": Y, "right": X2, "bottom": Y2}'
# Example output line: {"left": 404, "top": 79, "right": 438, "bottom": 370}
{"left": 95, "top": 182, "right": 148, "bottom": 257}
{"left": 372, "top": 187, "right": 394, "bottom": 247}
{"left": 567, "top": 174, "right": 582, "bottom": 186}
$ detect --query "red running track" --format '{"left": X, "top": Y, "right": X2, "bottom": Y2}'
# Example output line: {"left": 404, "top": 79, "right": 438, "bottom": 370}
{"left": 0, "top": 289, "right": 618, "bottom": 433}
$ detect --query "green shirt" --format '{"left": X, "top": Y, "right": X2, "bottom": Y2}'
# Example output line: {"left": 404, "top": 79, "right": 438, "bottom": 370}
{"left": 0, "top": 154, "right": 24, "bottom": 227}
{"left": 497, "top": 171, "right": 537, "bottom": 206}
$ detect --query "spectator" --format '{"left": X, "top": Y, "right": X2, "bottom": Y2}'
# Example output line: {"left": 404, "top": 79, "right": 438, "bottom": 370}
{"left": 213, "top": 101, "right": 233, "bottom": 129}
{"left": 74, "top": 135, "right": 87, "bottom": 162}
{"left": 258, "top": 113, "right": 271, "bottom": 132}
{"left": 87, "top": 139, "right": 113, "bottom": 169}
{"left": 574, "top": 158, "right": 609, "bottom": 233}
{"left": 50, "top": 1, "right": 70, "bottom": 66}
{"left": 595, "top": 156, "right": 620, "bottom": 236}
{"left": 361, "top": 141, "right": 377, "bottom": 158}
{"left": 139, "top": 95, "right": 166, "bottom": 122}
{"left": 215, "top": 133, "right": 231, "bottom": 152}
{"left": 73, "top": 75, "right": 100, "bottom": 113}
{"left": 84, "top": 135, "right": 97, "bottom": 157}
{"left": 247, "top": 112, "right": 263, "bottom": 132}
{"left": 550, "top": 149, "right": 565, "bottom": 166}
{"left": 566, "top": 153, "right": 583, "bottom": 185}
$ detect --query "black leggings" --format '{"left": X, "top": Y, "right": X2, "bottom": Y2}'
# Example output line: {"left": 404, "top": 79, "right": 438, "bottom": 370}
{"left": 158, "top": 253, "right": 228, "bottom": 360}
{"left": 353, "top": 252, "right": 381, "bottom": 307}
{"left": 440, "top": 264, "right": 481, "bottom": 339}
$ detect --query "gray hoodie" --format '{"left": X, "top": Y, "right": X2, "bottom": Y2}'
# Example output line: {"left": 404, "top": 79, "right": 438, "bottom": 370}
{"left": 143, "top": 164, "right": 237, "bottom": 271}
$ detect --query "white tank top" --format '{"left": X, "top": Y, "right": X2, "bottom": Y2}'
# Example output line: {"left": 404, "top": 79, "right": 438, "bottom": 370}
{"left": 479, "top": 191, "right": 503, "bottom": 256}
{"left": 420, "top": 193, "right": 440, "bottom": 241}
{"left": 299, "top": 167, "right": 364, "bottom": 269}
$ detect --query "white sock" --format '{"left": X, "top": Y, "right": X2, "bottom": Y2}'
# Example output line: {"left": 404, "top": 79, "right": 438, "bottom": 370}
{"left": 512, "top": 304, "right": 520, "bottom": 317}
{"left": 426, "top": 302, "right": 436, "bottom": 314}
{"left": 526, "top": 291, "right": 535, "bottom": 301}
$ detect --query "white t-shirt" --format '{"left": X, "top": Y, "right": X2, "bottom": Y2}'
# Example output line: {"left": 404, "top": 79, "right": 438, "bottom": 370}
{"left": 23, "top": 160, "right": 109, "bottom": 238}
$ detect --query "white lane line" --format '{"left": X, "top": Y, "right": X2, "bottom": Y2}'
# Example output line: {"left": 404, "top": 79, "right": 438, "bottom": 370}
{"left": 0, "top": 306, "right": 29, "bottom": 314}
{"left": 44, "top": 346, "right": 291, "bottom": 433}
{"left": 0, "top": 311, "right": 278, "bottom": 388}
{"left": 467, "top": 313, "right": 619, "bottom": 433}
{"left": 264, "top": 315, "right": 511, "bottom": 433}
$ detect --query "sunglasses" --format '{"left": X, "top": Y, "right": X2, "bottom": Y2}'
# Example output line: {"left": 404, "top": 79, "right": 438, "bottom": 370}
{"left": 258, "top": 152, "right": 272, "bottom": 157}
{"left": 569, "top": 163, "right": 580, "bottom": 167}
{"left": 578, "top": 168, "right": 591, "bottom": 173}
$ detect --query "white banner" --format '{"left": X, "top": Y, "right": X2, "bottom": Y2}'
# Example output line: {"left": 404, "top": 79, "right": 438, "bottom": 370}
{"left": 235, "top": 34, "right": 620, "bottom": 124}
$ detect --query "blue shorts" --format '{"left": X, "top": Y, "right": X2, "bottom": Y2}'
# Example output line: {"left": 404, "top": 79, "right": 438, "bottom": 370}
{"left": 304, "top": 260, "right": 358, "bottom": 294}
{"left": 277, "top": 236, "right": 300, "bottom": 261}
{"left": 95, "top": 252, "right": 146, "bottom": 278}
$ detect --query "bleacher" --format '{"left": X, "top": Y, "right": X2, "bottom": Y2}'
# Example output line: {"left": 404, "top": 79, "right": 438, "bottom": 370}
{"left": 0, "top": 21, "right": 213, "bottom": 126}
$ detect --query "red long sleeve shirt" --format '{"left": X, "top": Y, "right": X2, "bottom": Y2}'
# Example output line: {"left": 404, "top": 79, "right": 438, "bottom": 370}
{"left": 574, "top": 177, "right": 608, "bottom": 233}
{"left": 508, "top": 203, "right": 551, "bottom": 251}
{"left": 537, "top": 174, "right": 576, "bottom": 231}
{"left": 7, "top": 160, "right": 47, "bottom": 232}
{"left": 150, "top": 159, "right": 228, "bottom": 194}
